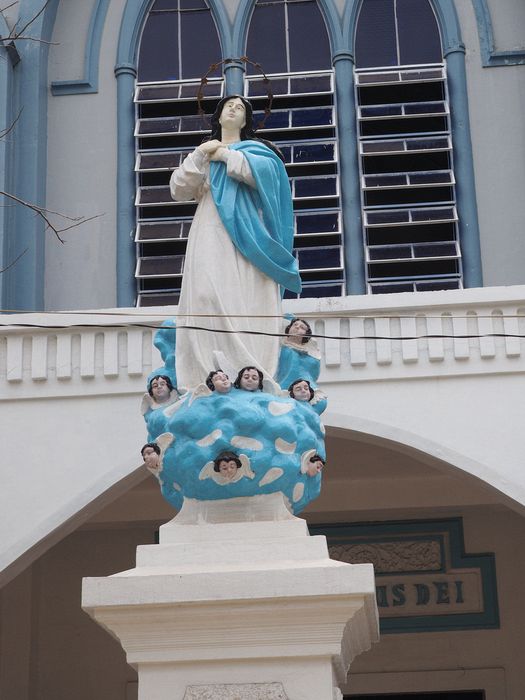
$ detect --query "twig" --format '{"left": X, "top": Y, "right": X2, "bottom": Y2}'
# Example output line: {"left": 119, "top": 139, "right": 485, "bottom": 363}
{"left": 0, "top": 247, "right": 27, "bottom": 274}
{"left": 10, "top": 0, "right": 50, "bottom": 41}
{"left": 0, "top": 2, "right": 19, "bottom": 14}
{"left": 0, "top": 107, "right": 22, "bottom": 140}
{"left": 0, "top": 190, "right": 103, "bottom": 244}
{"left": 2, "top": 35, "right": 57, "bottom": 44}
{"left": 50, "top": 213, "right": 103, "bottom": 234}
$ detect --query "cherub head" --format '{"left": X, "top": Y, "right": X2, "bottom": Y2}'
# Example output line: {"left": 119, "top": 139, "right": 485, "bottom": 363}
{"left": 288, "top": 378, "right": 315, "bottom": 402}
{"left": 206, "top": 370, "right": 232, "bottom": 394}
{"left": 141, "top": 442, "right": 161, "bottom": 470}
{"left": 306, "top": 454, "right": 325, "bottom": 477}
{"left": 213, "top": 451, "right": 242, "bottom": 481}
{"left": 233, "top": 366, "right": 264, "bottom": 391}
{"left": 285, "top": 318, "right": 312, "bottom": 345}
{"left": 148, "top": 375, "right": 174, "bottom": 403}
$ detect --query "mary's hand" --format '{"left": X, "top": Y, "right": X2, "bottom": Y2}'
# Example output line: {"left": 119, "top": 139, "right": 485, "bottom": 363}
{"left": 197, "top": 139, "right": 223, "bottom": 157}
{"left": 209, "top": 146, "right": 230, "bottom": 163}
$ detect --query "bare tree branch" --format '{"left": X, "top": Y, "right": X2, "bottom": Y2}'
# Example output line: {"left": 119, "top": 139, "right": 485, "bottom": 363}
{"left": 0, "top": 2, "right": 19, "bottom": 14}
{"left": 3, "top": 35, "right": 56, "bottom": 44}
{"left": 0, "top": 190, "right": 104, "bottom": 244}
{"left": 0, "top": 247, "right": 27, "bottom": 274}
{"left": 0, "top": 107, "right": 22, "bottom": 140}
{"left": 0, "top": 0, "right": 57, "bottom": 45}
{"left": 49, "top": 213, "right": 103, "bottom": 234}
{"left": 9, "top": 0, "right": 50, "bottom": 41}
{"left": 0, "top": 3, "right": 99, "bottom": 278}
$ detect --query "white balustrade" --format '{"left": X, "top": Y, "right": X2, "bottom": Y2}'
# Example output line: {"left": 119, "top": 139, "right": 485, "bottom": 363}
{"left": 0, "top": 287, "right": 524, "bottom": 400}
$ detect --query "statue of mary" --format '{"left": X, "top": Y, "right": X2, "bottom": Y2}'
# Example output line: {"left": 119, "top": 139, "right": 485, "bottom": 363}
{"left": 170, "top": 95, "right": 301, "bottom": 390}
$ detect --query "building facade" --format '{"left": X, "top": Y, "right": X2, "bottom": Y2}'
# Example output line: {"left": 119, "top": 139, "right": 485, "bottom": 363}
{"left": 0, "top": 0, "right": 524, "bottom": 698}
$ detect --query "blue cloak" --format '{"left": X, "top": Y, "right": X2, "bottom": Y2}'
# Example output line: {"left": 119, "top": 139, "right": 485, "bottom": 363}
{"left": 210, "top": 140, "right": 302, "bottom": 293}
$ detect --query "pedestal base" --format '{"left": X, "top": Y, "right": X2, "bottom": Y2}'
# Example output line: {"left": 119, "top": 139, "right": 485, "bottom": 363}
{"left": 82, "top": 495, "right": 379, "bottom": 699}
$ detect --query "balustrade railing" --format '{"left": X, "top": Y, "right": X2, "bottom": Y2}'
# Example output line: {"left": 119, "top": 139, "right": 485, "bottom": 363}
{"left": 0, "top": 287, "right": 523, "bottom": 399}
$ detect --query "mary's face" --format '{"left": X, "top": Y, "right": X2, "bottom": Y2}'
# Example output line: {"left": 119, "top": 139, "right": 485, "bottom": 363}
{"left": 219, "top": 98, "right": 246, "bottom": 131}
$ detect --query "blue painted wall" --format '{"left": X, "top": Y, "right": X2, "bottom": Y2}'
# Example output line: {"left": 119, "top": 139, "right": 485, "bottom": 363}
{"left": 0, "top": 19, "right": 16, "bottom": 307}
{"left": 1, "top": 0, "right": 60, "bottom": 312}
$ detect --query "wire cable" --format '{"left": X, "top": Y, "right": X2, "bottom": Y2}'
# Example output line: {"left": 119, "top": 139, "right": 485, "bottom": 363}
{"left": 0, "top": 320, "right": 523, "bottom": 342}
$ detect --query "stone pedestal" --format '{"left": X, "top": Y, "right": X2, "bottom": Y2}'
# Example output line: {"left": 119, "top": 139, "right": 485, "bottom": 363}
{"left": 82, "top": 494, "right": 379, "bottom": 700}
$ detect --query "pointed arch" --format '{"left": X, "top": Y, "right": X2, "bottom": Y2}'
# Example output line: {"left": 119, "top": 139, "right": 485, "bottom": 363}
{"left": 116, "top": 0, "right": 230, "bottom": 71}
{"left": 244, "top": 0, "right": 332, "bottom": 73}
{"left": 342, "top": 0, "right": 464, "bottom": 56}
{"left": 114, "top": 0, "right": 230, "bottom": 306}
{"left": 339, "top": 0, "right": 482, "bottom": 292}
{"left": 232, "top": 0, "right": 342, "bottom": 59}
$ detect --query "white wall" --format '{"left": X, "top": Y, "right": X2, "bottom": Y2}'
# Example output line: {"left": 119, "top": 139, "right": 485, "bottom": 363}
{"left": 455, "top": 0, "right": 525, "bottom": 286}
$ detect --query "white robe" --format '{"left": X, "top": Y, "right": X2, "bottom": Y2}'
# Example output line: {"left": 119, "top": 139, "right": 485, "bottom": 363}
{"left": 170, "top": 147, "right": 282, "bottom": 390}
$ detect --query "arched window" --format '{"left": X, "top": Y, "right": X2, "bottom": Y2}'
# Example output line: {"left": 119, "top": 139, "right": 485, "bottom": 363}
{"left": 355, "top": 0, "right": 442, "bottom": 68}
{"left": 354, "top": 0, "right": 462, "bottom": 294}
{"left": 138, "top": 0, "right": 221, "bottom": 82}
{"left": 245, "top": 0, "right": 343, "bottom": 299}
{"left": 246, "top": 0, "right": 331, "bottom": 74}
{"left": 134, "top": 0, "right": 223, "bottom": 306}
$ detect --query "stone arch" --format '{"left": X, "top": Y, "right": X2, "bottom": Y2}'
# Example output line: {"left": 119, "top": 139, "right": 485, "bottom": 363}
{"left": 323, "top": 410, "right": 525, "bottom": 513}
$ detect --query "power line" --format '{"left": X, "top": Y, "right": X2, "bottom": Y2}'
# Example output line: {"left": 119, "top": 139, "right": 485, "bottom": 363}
{"left": 0, "top": 309, "right": 524, "bottom": 320}
{"left": 0, "top": 320, "right": 523, "bottom": 342}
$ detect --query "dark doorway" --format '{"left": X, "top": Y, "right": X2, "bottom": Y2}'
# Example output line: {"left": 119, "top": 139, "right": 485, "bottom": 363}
{"left": 347, "top": 693, "right": 484, "bottom": 699}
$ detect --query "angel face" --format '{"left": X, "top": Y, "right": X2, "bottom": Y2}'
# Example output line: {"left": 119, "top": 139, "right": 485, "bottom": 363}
{"left": 289, "top": 320, "right": 310, "bottom": 336}
{"left": 240, "top": 368, "right": 261, "bottom": 391}
{"left": 291, "top": 380, "right": 311, "bottom": 402}
{"left": 218, "top": 459, "right": 240, "bottom": 480}
{"left": 150, "top": 377, "right": 171, "bottom": 403}
{"left": 142, "top": 446, "right": 160, "bottom": 470}
{"left": 306, "top": 455, "right": 324, "bottom": 477}
{"left": 212, "top": 371, "right": 232, "bottom": 394}
{"left": 285, "top": 318, "right": 312, "bottom": 345}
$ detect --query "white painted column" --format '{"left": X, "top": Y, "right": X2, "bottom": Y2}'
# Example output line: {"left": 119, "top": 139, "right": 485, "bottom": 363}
{"left": 82, "top": 494, "right": 379, "bottom": 700}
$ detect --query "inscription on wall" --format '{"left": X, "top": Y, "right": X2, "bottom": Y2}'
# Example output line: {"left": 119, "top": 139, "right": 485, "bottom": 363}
{"left": 310, "top": 519, "right": 499, "bottom": 633}
{"left": 374, "top": 572, "right": 481, "bottom": 616}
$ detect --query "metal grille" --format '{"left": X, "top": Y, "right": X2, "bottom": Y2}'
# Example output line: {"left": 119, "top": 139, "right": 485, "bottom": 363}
{"left": 355, "top": 64, "right": 463, "bottom": 294}
{"left": 246, "top": 70, "right": 344, "bottom": 299}
{"left": 133, "top": 71, "right": 343, "bottom": 306}
{"left": 134, "top": 79, "right": 223, "bottom": 307}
